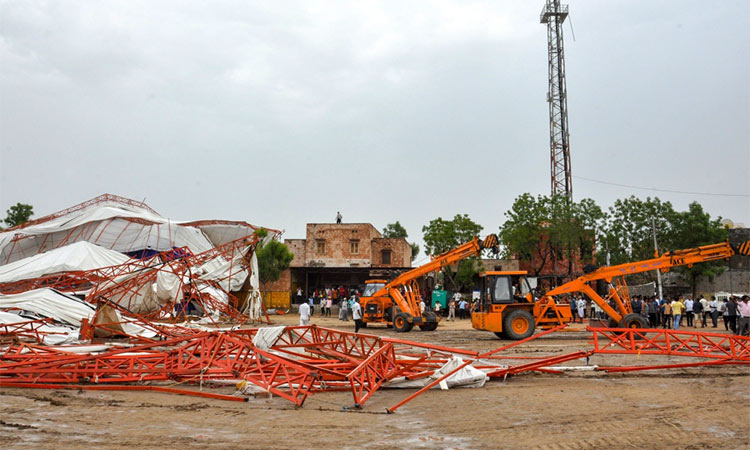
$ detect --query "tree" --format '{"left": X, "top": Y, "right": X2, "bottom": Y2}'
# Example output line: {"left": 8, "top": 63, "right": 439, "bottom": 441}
{"left": 383, "top": 220, "right": 420, "bottom": 262}
{"left": 602, "top": 196, "right": 676, "bottom": 266}
{"left": 4, "top": 203, "right": 34, "bottom": 228}
{"left": 382, "top": 222, "right": 408, "bottom": 239}
{"left": 668, "top": 202, "right": 728, "bottom": 298}
{"left": 254, "top": 229, "right": 294, "bottom": 291}
{"left": 422, "top": 214, "right": 483, "bottom": 256}
{"left": 499, "top": 194, "right": 604, "bottom": 276}
{"left": 422, "top": 214, "right": 483, "bottom": 291}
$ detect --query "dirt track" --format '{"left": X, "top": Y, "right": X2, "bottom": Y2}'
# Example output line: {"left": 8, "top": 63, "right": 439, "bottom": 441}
{"left": 1, "top": 315, "right": 748, "bottom": 449}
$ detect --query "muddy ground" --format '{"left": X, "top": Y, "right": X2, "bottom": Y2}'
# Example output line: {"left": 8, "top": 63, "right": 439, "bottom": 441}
{"left": 1, "top": 314, "right": 748, "bottom": 449}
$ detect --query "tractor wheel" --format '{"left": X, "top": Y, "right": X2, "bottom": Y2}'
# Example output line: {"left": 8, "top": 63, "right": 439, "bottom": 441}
{"left": 502, "top": 309, "right": 535, "bottom": 340}
{"left": 393, "top": 313, "right": 413, "bottom": 333}
{"left": 619, "top": 313, "right": 649, "bottom": 330}
{"left": 419, "top": 312, "right": 438, "bottom": 331}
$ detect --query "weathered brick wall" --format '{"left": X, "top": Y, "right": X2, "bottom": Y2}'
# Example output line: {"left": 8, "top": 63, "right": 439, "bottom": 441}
{"left": 263, "top": 267, "right": 291, "bottom": 292}
{"left": 475, "top": 259, "right": 520, "bottom": 272}
{"left": 371, "top": 238, "right": 411, "bottom": 267}
{"left": 285, "top": 239, "right": 306, "bottom": 268}
{"left": 304, "top": 223, "right": 381, "bottom": 267}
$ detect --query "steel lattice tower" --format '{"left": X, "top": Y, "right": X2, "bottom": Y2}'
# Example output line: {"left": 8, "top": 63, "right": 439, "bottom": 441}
{"left": 541, "top": 0, "right": 572, "bottom": 199}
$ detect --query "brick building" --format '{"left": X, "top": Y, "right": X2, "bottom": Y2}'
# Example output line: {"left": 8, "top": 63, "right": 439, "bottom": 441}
{"left": 265, "top": 223, "right": 412, "bottom": 305}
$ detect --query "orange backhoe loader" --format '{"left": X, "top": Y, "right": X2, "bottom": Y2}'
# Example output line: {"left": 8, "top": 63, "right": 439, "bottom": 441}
{"left": 472, "top": 240, "right": 750, "bottom": 339}
{"left": 360, "top": 234, "right": 499, "bottom": 332}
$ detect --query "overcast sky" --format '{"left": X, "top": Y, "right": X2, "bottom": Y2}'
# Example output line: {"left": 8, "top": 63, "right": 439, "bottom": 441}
{"left": 1, "top": 0, "right": 748, "bottom": 261}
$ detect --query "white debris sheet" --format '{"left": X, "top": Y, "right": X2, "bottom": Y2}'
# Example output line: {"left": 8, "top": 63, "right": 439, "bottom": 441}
{"left": 0, "top": 241, "right": 130, "bottom": 284}
{"left": 0, "top": 288, "right": 95, "bottom": 326}
{"left": 0, "top": 288, "right": 157, "bottom": 340}
{"left": 252, "top": 326, "right": 286, "bottom": 351}
{"left": 385, "top": 356, "right": 488, "bottom": 390}
{"left": 0, "top": 310, "right": 80, "bottom": 345}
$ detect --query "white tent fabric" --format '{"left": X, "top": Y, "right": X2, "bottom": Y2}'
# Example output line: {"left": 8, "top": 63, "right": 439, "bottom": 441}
{"left": 385, "top": 356, "right": 488, "bottom": 390}
{"left": 252, "top": 326, "right": 286, "bottom": 351}
{"left": 249, "top": 252, "right": 262, "bottom": 320}
{"left": 198, "top": 245, "right": 251, "bottom": 291}
{"left": 0, "top": 288, "right": 95, "bottom": 326}
{"left": 0, "top": 310, "right": 80, "bottom": 345}
{"left": 187, "top": 222, "right": 259, "bottom": 247}
{"left": 0, "top": 199, "right": 216, "bottom": 264}
{"left": 0, "top": 290, "right": 157, "bottom": 340}
{"left": 0, "top": 241, "right": 131, "bottom": 283}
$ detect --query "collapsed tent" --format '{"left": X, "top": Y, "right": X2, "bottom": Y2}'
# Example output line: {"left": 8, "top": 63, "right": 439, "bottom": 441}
{"left": 0, "top": 194, "right": 280, "bottom": 337}
{"left": 0, "top": 194, "right": 216, "bottom": 264}
{"left": 0, "top": 241, "right": 130, "bottom": 284}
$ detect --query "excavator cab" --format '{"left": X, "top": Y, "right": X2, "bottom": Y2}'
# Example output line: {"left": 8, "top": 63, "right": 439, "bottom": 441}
{"left": 471, "top": 272, "right": 536, "bottom": 340}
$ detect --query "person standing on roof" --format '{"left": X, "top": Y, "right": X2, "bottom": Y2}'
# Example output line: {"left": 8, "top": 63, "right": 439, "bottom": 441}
{"left": 299, "top": 301, "right": 311, "bottom": 326}
{"left": 352, "top": 299, "right": 363, "bottom": 333}
{"left": 336, "top": 212, "right": 342, "bottom": 224}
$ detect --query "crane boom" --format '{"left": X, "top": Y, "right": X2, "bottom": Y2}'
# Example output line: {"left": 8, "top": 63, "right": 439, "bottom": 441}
{"left": 360, "top": 234, "right": 498, "bottom": 332}
{"left": 373, "top": 234, "right": 499, "bottom": 298}
{"left": 545, "top": 240, "right": 750, "bottom": 325}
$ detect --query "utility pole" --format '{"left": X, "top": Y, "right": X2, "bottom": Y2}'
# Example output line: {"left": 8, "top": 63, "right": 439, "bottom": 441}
{"left": 540, "top": 0, "right": 572, "bottom": 200}
{"left": 651, "top": 217, "right": 664, "bottom": 301}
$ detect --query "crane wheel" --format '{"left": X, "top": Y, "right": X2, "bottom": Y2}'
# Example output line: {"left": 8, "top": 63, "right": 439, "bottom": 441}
{"left": 619, "top": 313, "right": 649, "bottom": 330}
{"left": 418, "top": 311, "right": 438, "bottom": 331}
{"left": 393, "top": 313, "right": 413, "bottom": 332}
{"left": 502, "top": 309, "right": 535, "bottom": 340}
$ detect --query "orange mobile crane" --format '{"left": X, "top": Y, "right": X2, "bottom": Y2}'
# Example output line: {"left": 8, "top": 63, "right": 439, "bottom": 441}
{"left": 473, "top": 240, "right": 750, "bottom": 339}
{"left": 360, "top": 234, "right": 499, "bottom": 332}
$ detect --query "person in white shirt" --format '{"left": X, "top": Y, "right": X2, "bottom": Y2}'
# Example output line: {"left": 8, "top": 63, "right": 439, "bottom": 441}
{"left": 352, "top": 300, "right": 363, "bottom": 333}
{"left": 736, "top": 295, "right": 750, "bottom": 336}
{"left": 709, "top": 296, "right": 719, "bottom": 327}
{"left": 684, "top": 297, "right": 694, "bottom": 327}
{"left": 299, "top": 301, "right": 311, "bottom": 326}
{"left": 576, "top": 297, "right": 587, "bottom": 321}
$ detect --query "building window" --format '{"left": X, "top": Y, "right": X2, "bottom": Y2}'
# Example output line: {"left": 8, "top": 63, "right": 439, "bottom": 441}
{"left": 316, "top": 239, "right": 326, "bottom": 255}
{"left": 381, "top": 250, "right": 391, "bottom": 265}
{"left": 350, "top": 240, "right": 359, "bottom": 254}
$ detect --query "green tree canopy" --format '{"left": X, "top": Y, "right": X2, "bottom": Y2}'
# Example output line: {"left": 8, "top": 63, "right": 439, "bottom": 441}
{"left": 382, "top": 221, "right": 408, "bottom": 238}
{"left": 499, "top": 194, "right": 604, "bottom": 276}
{"left": 422, "top": 214, "right": 483, "bottom": 291}
{"left": 4, "top": 203, "right": 34, "bottom": 228}
{"left": 254, "top": 229, "right": 294, "bottom": 286}
{"left": 668, "top": 202, "right": 728, "bottom": 297}
{"left": 383, "top": 220, "right": 420, "bottom": 262}
{"left": 422, "top": 214, "right": 483, "bottom": 256}
{"left": 602, "top": 196, "right": 676, "bottom": 265}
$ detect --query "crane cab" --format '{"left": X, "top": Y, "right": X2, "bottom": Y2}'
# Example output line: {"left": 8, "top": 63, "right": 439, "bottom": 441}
{"left": 360, "top": 279, "right": 389, "bottom": 323}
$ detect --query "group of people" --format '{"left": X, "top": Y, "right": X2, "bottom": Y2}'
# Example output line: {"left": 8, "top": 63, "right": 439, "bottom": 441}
{"left": 296, "top": 286, "right": 365, "bottom": 332}
{"left": 568, "top": 293, "right": 750, "bottom": 335}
